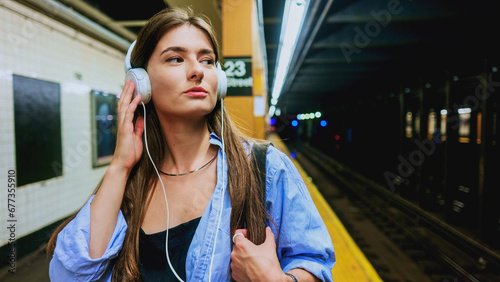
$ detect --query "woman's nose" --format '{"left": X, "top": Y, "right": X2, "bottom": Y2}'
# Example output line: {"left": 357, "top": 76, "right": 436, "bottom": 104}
{"left": 187, "top": 61, "right": 204, "bottom": 81}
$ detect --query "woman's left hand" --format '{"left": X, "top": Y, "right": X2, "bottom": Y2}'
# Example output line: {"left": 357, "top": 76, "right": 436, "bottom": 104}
{"left": 230, "top": 227, "right": 288, "bottom": 282}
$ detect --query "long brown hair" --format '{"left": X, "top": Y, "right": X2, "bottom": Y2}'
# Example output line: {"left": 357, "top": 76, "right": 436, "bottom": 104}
{"left": 47, "top": 7, "right": 269, "bottom": 281}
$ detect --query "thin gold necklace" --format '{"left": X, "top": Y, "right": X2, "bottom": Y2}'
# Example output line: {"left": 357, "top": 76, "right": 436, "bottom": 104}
{"left": 159, "top": 153, "right": 217, "bottom": 176}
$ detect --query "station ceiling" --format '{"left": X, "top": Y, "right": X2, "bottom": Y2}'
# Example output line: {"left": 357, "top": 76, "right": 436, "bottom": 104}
{"left": 44, "top": 0, "right": 497, "bottom": 115}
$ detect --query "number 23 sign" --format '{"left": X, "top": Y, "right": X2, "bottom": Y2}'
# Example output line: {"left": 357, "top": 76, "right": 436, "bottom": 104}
{"left": 223, "top": 57, "right": 253, "bottom": 96}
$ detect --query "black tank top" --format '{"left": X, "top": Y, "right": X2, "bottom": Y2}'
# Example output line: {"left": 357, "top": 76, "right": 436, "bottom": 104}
{"left": 138, "top": 217, "right": 201, "bottom": 281}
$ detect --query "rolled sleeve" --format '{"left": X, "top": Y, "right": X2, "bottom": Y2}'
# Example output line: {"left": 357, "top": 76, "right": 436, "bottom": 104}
{"left": 49, "top": 195, "right": 128, "bottom": 281}
{"left": 266, "top": 147, "right": 335, "bottom": 282}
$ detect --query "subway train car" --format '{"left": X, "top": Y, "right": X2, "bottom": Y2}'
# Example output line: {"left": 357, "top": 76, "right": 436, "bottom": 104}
{"left": 275, "top": 60, "right": 500, "bottom": 280}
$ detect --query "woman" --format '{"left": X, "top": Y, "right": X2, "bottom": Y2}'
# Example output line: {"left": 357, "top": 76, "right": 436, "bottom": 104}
{"left": 47, "top": 7, "right": 335, "bottom": 281}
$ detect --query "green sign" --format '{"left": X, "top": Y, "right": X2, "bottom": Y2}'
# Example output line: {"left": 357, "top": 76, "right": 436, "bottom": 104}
{"left": 223, "top": 57, "right": 253, "bottom": 96}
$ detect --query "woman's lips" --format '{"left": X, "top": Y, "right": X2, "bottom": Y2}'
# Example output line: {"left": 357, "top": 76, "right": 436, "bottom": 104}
{"left": 184, "top": 86, "right": 208, "bottom": 97}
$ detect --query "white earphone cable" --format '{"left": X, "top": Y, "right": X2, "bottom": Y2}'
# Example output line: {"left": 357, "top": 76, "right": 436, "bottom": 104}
{"left": 141, "top": 102, "right": 184, "bottom": 282}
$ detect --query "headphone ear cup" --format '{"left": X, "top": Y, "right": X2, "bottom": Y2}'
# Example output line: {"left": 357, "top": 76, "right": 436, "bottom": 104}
{"left": 125, "top": 68, "right": 152, "bottom": 103}
{"left": 216, "top": 62, "right": 227, "bottom": 100}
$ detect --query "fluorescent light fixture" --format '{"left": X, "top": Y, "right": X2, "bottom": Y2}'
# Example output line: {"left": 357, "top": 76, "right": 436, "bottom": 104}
{"left": 269, "top": 0, "right": 310, "bottom": 116}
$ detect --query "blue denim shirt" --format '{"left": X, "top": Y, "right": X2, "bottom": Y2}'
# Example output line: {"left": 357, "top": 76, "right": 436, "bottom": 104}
{"left": 49, "top": 133, "right": 335, "bottom": 281}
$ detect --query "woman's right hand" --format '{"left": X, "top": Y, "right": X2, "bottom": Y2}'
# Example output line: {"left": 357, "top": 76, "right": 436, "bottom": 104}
{"left": 111, "top": 79, "right": 145, "bottom": 174}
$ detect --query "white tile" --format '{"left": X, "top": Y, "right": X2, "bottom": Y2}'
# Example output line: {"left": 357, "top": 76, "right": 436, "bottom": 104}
{"left": 0, "top": 2, "right": 125, "bottom": 246}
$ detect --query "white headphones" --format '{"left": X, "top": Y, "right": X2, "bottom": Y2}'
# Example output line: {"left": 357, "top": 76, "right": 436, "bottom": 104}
{"left": 124, "top": 40, "right": 227, "bottom": 103}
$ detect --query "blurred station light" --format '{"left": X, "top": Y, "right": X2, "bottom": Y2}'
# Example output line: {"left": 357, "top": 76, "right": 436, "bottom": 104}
{"left": 458, "top": 108, "right": 472, "bottom": 114}
{"left": 297, "top": 111, "right": 322, "bottom": 120}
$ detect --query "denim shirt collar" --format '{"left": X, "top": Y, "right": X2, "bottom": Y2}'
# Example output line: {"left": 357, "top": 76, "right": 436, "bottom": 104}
{"left": 209, "top": 132, "right": 223, "bottom": 148}
{"left": 209, "top": 132, "right": 253, "bottom": 157}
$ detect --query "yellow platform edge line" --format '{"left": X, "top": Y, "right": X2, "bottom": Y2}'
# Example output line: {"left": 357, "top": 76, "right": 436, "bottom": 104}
{"left": 269, "top": 134, "right": 383, "bottom": 282}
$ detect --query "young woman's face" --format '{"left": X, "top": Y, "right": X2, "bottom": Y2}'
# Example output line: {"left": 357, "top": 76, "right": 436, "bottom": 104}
{"left": 147, "top": 24, "right": 218, "bottom": 120}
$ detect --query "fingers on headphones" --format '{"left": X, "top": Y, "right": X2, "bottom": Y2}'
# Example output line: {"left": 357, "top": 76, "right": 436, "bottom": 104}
{"left": 120, "top": 80, "right": 134, "bottom": 103}
{"left": 118, "top": 80, "right": 140, "bottom": 123}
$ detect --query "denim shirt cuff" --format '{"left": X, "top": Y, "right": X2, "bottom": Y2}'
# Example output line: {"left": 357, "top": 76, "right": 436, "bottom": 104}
{"left": 54, "top": 195, "right": 128, "bottom": 278}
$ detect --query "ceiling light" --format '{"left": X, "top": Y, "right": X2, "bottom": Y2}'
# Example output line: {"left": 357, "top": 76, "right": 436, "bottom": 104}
{"left": 269, "top": 0, "right": 310, "bottom": 116}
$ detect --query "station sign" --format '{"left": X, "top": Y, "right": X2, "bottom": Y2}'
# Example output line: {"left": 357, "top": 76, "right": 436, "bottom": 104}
{"left": 223, "top": 57, "right": 253, "bottom": 96}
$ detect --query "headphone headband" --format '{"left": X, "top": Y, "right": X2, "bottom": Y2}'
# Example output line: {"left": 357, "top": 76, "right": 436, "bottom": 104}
{"left": 124, "top": 40, "right": 136, "bottom": 73}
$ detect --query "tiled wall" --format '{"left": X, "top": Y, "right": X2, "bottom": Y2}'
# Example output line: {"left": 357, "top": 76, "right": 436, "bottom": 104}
{"left": 0, "top": 0, "right": 126, "bottom": 247}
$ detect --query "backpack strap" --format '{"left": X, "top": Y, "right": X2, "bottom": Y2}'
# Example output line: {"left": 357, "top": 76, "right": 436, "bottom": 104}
{"left": 252, "top": 142, "right": 280, "bottom": 246}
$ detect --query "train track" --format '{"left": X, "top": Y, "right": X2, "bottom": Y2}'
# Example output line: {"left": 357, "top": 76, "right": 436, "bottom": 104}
{"left": 289, "top": 143, "right": 500, "bottom": 282}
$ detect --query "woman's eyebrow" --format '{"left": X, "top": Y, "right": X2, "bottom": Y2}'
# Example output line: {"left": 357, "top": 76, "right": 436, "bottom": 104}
{"left": 198, "top": 48, "right": 215, "bottom": 56}
{"left": 161, "top": 46, "right": 186, "bottom": 55}
{"left": 160, "top": 46, "right": 214, "bottom": 56}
